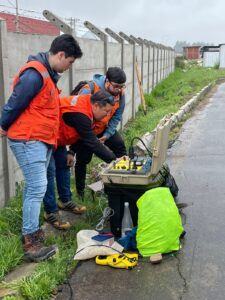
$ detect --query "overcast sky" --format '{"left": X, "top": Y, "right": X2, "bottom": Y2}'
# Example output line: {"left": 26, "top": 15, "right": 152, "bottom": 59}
{"left": 0, "top": 0, "right": 224, "bottom": 46}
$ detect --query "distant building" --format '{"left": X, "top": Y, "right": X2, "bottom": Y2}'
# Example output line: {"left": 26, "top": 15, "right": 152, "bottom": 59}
{"left": 183, "top": 46, "right": 201, "bottom": 59}
{"left": 219, "top": 44, "right": 225, "bottom": 68}
{"left": 0, "top": 12, "right": 59, "bottom": 36}
{"left": 201, "top": 46, "right": 220, "bottom": 67}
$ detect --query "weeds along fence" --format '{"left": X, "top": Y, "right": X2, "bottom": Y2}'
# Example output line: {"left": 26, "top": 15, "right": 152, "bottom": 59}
{"left": 0, "top": 17, "right": 175, "bottom": 207}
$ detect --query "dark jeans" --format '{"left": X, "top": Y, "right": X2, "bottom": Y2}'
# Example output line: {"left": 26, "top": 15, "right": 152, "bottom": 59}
{"left": 72, "top": 131, "right": 126, "bottom": 192}
{"left": 43, "top": 146, "right": 72, "bottom": 214}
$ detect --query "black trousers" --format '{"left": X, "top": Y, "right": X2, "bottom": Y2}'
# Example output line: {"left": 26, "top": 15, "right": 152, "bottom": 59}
{"left": 72, "top": 131, "right": 126, "bottom": 192}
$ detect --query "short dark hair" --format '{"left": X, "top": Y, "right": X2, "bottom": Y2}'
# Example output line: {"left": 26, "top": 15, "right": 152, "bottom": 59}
{"left": 91, "top": 90, "right": 115, "bottom": 107}
{"left": 49, "top": 34, "right": 83, "bottom": 59}
{"left": 106, "top": 67, "right": 126, "bottom": 84}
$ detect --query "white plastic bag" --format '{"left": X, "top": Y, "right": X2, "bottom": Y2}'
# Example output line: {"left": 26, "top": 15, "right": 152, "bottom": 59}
{"left": 74, "top": 230, "right": 124, "bottom": 260}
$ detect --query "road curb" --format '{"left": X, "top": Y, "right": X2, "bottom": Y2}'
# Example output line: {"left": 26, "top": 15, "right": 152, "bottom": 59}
{"left": 136, "top": 80, "right": 223, "bottom": 151}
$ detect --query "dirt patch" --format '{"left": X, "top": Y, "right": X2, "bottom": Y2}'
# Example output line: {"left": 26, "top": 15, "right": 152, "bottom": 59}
{"left": 195, "top": 84, "right": 219, "bottom": 112}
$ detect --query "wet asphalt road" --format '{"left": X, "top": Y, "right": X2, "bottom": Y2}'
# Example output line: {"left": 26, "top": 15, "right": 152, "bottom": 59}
{"left": 56, "top": 83, "right": 225, "bottom": 300}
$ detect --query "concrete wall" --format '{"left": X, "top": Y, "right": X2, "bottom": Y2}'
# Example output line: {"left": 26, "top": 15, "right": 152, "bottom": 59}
{"left": 0, "top": 18, "right": 175, "bottom": 207}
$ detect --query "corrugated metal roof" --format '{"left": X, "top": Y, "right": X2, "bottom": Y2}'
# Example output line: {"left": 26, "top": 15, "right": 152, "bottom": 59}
{"left": 183, "top": 46, "right": 201, "bottom": 49}
{"left": 201, "top": 46, "right": 220, "bottom": 53}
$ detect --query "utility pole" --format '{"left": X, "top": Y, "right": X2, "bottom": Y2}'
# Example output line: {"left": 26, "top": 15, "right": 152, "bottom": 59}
{"left": 65, "top": 17, "right": 76, "bottom": 36}
{"left": 70, "top": 17, "right": 73, "bottom": 31}
{"left": 15, "top": 0, "right": 19, "bottom": 32}
{"left": 73, "top": 18, "right": 76, "bottom": 36}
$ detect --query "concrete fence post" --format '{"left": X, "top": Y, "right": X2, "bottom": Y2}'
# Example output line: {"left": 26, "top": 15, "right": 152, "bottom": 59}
{"left": 105, "top": 27, "right": 124, "bottom": 129}
{"left": 138, "top": 37, "right": 150, "bottom": 93}
{"left": 147, "top": 44, "right": 150, "bottom": 93}
{"left": 105, "top": 28, "right": 124, "bottom": 70}
{"left": 155, "top": 44, "right": 159, "bottom": 85}
{"left": 130, "top": 35, "right": 144, "bottom": 84}
{"left": 84, "top": 21, "right": 108, "bottom": 73}
{"left": 168, "top": 48, "right": 171, "bottom": 76}
{"left": 143, "top": 39, "right": 151, "bottom": 93}
{"left": 150, "top": 41, "right": 156, "bottom": 89}
{"left": 165, "top": 47, "right": 168, "bottom": 77}
{"left": 168, "top": 48, "right": 171, "bottom": 75}
{"left": 161, "top": 45, "right": 164, "bottom": 80}
{"left": 163, "top": 46, "right": 166, "bottom": 79}
{"left": 141, "top": 42, "right": 144, "bottom": 84}
{"left": 157, "top": 44, "right": 160, "bottom": 82}
{"left": 43, "top": 10, "right": 74, "bottom": 92}
{"left": 0, "top": 18, "right": 10, "bottom": 206}
{"left": 174, "top": 49, "right": 176, "bottom": 69}
{"left": 119, "top": 32, "right": 136, "bottom": 118}
{"left": 164, "top": 47, "right": 167, "bottom": 77}
{"left": 159, "top": 44, "right": 162, "bottom": 82}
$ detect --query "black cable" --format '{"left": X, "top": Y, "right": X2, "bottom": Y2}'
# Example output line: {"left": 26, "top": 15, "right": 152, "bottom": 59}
{"left": 75, "top": 244, "right": 124, "bottom": 256}
{"left": 64, "top": 256, "right": 75, "bottom": 300}
{"left": 75, "top": 244, "right": 138, "bottom": 261}
{"left": 129, "top": 136, "right": 152, "bottom": 158}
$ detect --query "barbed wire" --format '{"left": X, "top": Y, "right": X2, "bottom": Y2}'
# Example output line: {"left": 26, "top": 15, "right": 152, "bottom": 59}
{"left": 0, "top": 5, "right": 118, "bottom": 41}
{"left": 6, "top": 0, "right": 15, "bottom": 8}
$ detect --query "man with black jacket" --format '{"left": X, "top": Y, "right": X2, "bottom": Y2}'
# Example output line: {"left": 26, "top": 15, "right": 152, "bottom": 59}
{"left": 73, "top": 67, "right": 127, "bottom": 199}
{"left": 43, "top": 90, "right": 119, "bottom": 229}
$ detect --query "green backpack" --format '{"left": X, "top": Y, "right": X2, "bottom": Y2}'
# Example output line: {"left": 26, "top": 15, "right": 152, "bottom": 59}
{"left": 136, "top": 187, "right": 184, "bottom": 257}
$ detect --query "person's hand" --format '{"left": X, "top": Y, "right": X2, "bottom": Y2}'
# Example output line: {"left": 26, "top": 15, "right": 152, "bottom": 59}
{"left": 0, "top": 127, "right": 7, "bottom": 137}
{"left": 67, "top": 153, "right": 75, "bottom": 167}
{"left": 98, "top": 136, "right": 107, "bottom": 143}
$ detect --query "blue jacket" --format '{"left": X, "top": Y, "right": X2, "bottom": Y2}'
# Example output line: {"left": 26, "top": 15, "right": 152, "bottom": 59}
{"left": 0, "top": 52, "right": 60, "bottom": 131}
{"left": 79, "top": 74, "right": 125, "bottom": 139}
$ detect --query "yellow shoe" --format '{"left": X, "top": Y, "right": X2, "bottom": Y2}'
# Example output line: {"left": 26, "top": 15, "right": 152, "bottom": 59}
{"left": 57, "top": 200, "right": 87, "bottom": 214}
{"left": 96, "top": 253, "right": 138, "bottom": 270}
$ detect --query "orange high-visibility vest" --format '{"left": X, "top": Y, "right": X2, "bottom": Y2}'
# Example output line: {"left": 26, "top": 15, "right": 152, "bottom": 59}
{"left": 7, "top": 61, "right": 60, "bottom": 146}
{"left": 80, "top": 82, "right": 121, "bottom": 135}
{"left": 57, "top": 94, "right": 93, "bottom": 146}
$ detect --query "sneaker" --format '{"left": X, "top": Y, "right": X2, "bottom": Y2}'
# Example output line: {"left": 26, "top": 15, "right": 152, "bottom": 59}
{"left": 22, "top": 233, "right": 57, "bottom": 262}
{"left": 44, "top": 211, "right": 71, "bottom": 230}
{"left": 96, "top": 253, "right": 138, "bottom": 269}
{"left": 58, "top": 200, "right": 87, "bottom": 214}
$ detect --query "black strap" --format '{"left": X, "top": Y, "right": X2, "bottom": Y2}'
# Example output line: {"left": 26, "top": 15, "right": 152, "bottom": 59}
{"left": 87, "top": 80, "right": 95, "bottom": 94}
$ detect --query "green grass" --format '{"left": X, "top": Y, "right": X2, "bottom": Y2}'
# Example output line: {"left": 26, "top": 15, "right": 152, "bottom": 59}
{"left": 0, "top": 185, "right": 24, "bottom": 280}
{"left": 4, "top": 242, "right": 78, "bottom": 300}
{"left": 123, "top": 64, "right": 225, "bottom": 147}
{"left": 1, "top": 62, "right": 225, "bottom": 299}
{"left": 0, "top": 235, "right": 23, "bottom": 280}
